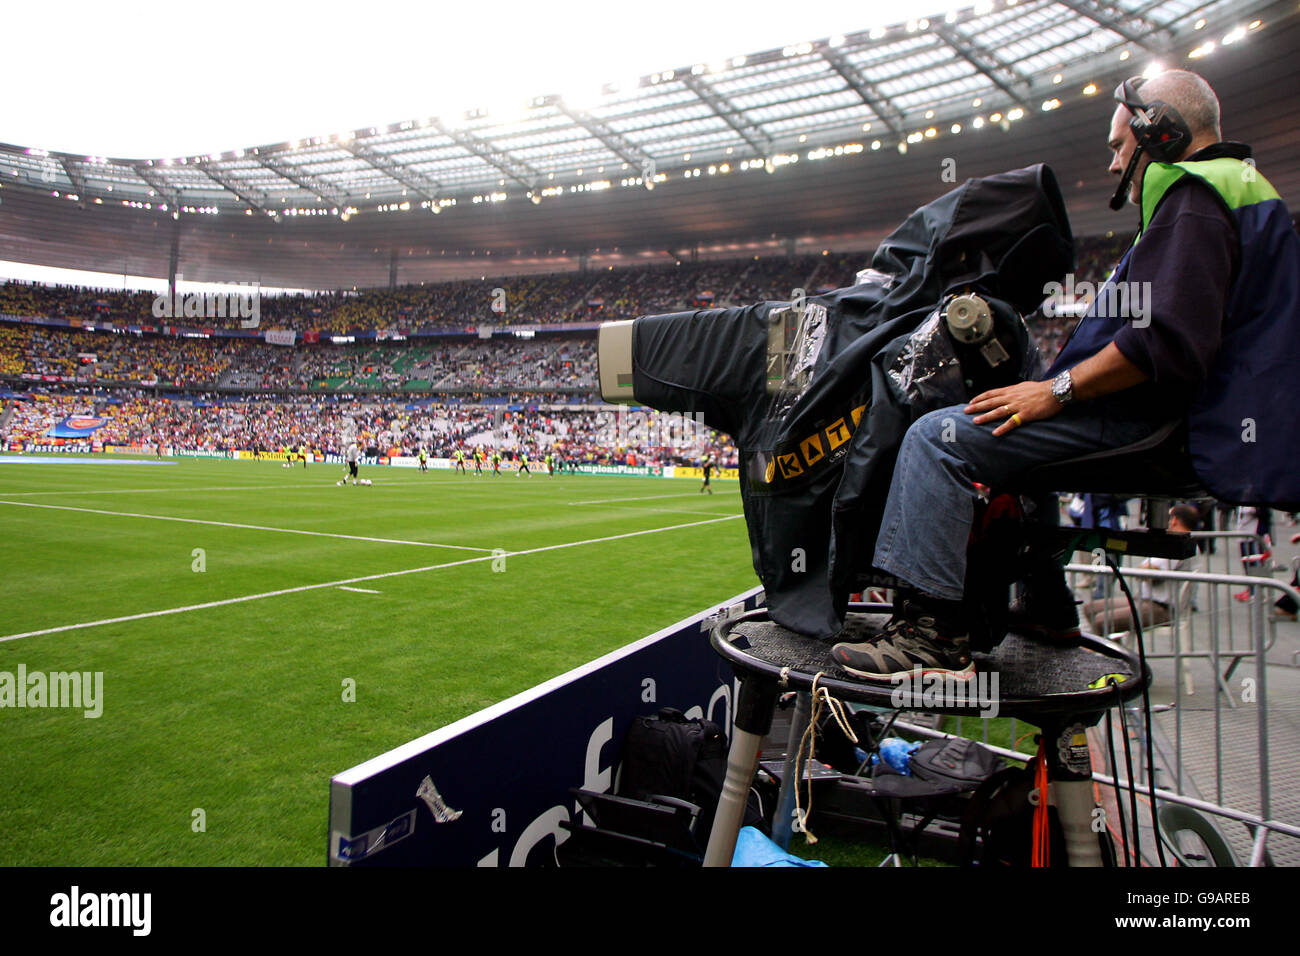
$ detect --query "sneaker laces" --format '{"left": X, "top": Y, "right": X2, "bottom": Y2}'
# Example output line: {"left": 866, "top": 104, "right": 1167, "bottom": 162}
{"left": 880, "top": 608, "right": 953, "bottom": 648}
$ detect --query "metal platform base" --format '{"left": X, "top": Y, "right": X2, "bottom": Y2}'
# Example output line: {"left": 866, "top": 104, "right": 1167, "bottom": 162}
{"left": 705, "top": 607, "right": 1152, "bottom": 867}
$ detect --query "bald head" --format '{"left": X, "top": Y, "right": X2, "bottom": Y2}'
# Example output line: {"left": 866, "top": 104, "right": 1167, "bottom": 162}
{"left": 1138, "top": 70, "right": 1222, "bottom": 147}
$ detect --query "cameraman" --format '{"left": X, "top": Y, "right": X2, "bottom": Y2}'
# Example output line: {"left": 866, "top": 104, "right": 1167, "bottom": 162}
{"left": 833, "top": 70, "right": 1297, "bottom": 681}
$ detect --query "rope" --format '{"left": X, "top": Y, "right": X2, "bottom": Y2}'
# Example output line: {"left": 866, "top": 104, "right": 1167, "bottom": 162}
{"left": 791, "top": 673, "right": 858, "bottom": 845}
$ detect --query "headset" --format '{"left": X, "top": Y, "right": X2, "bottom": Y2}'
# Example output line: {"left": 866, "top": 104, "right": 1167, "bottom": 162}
{"left": 1109, "top": 76, "right": 1193, "bottom": 210}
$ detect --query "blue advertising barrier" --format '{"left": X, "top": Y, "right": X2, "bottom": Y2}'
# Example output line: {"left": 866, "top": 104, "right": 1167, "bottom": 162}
{"left": 328, "top": 586, "right": 764, "bottom": 866}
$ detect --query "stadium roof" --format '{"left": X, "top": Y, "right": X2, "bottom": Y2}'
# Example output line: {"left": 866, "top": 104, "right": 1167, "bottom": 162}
{"left": 0, "top": 0, "right": 1295, "bottom": 289}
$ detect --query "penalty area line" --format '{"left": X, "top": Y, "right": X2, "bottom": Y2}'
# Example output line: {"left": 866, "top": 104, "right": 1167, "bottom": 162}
{"left": 568, "top": 492, "right": 714, "bottom": 505}
{"left": 0, "top": 498, "right": 493, "bottom": 553}
{"left": 0, "top": 476, "right": 462, "bottom": 497}
{"left": 0, "top": 483, "right": 350, "bottom": 497}
{"left": 0, "top": 513, "right": 742, "bottom": 644}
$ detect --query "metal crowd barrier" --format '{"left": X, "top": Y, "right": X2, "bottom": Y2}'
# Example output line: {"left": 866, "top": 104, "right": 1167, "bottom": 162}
{"left": 893, "top": 716, "right": 1300, "bottom": 867}
{"left": 930, "top": 533, "right": 1300, "bottom": 866}
{"left": 1066, "top": 548, "right": 1299, "bottom": 865}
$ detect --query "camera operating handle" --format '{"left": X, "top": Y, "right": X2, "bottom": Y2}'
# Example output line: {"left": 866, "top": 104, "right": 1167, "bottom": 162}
{"left": 943, "top": 292, "right": 1010, "bottom": 368}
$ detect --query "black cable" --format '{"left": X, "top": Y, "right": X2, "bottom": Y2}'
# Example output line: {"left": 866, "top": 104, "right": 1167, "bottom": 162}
{"left": 1114, "top": 674, "right": 1143, "bottom": 863}
{"left": 1103, "top": 695, "right": 1131, "bottom": 866}
{"left": 1106, "top": 555, "right": 1170, "bottom": 867}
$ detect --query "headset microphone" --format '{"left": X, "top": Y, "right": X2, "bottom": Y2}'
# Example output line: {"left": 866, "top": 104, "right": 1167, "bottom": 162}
{"left": 1110, "top": 148, "right": 1143, "bottom": 210}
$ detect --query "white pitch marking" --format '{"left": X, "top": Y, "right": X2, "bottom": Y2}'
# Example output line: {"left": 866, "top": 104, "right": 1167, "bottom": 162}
{"left": 0, "top": 514, "right": 742, "bottom": 644}
{"left": 0, "top": 479, "right": 440, "bottom": 497}
{"left": 0, "top": 484, "right": 335, "bottom": 497}
{"left": 337, "top": 586, "right": 381, "bottom": 594}
{"left": 568, "top": 492, "right": 714, "bottom": 505}
{"left": 0, "top": 499, "right": 493, "bottom": 552}
{"left": 590, "top": 504, "right": 740, "bottom": 519}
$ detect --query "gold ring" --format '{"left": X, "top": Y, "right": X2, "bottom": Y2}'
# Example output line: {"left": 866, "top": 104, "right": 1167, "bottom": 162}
{"left": 1010, "top": 413, "right": 1023, "bottom": 427}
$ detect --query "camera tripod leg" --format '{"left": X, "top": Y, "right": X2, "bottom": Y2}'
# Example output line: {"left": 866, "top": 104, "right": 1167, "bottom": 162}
{"left": 771, "top": 690, "right": 812, "bottom": 850}
{"left": 704, "top": 674, "right": 778, "bottom": 867}
{"left": 1054, "top": 778, "right": 1104, "bottom": 867}
{"left": 1043, "top": 718, "right": 1105, "bottom": 867}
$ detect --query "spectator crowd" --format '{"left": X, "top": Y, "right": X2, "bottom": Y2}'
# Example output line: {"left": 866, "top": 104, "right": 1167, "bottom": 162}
{"left": 2, "top": 388, "right": 737, "bottom": 470}
{"left": 1, "top": 234, "right": 1146, "bottom": 465}
{"left": 0, "top": 251, "right": 881, "bottom": 333}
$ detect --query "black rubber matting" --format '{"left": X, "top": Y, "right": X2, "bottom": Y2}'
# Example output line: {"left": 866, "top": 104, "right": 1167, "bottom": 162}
{"left": 715, "top": 608, "right": 1149, "bottom": 721}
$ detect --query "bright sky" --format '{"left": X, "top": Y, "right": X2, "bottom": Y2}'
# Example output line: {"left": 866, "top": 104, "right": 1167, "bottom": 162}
{"left": 6, "top": 0, "right": 950, "bottom": 159}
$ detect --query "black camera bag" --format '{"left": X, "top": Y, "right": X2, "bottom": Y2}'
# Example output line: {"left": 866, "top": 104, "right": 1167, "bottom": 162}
{"left": 908, "top": 736, "right": 1005, "bottom": 791}
{"left": 617, "top": 707, "right": 728, "bottom": 837}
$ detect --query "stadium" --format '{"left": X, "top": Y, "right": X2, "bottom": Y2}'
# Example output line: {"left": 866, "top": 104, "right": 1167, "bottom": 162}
{"left": 2, "top": 0, "right": 1299, "bottom": 896}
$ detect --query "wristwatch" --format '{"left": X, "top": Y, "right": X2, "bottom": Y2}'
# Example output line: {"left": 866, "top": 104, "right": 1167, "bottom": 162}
{"left": 1051, "top": 369, "right": 1075, "bottom": 405}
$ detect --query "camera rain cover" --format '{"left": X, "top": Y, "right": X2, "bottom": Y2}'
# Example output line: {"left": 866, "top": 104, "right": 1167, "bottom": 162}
{"left": 629, "top": 165, "right": 1072, "bottom": 637}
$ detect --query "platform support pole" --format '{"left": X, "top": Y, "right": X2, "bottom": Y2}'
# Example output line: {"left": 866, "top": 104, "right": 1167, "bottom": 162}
{"left": 1044, "top": 718, "right": 1105, "bottom": 867}
{"left": 1054, "top": 779, "right": 1104, "bottom": 867}
{"left": 704, "top": 674, "right": 778, "bottom": 867}
{"left": 771, "top": 690, "right": 812, "bottom": 849}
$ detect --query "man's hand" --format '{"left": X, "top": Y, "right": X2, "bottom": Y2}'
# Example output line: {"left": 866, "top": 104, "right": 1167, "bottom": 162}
{"left": 964, "top": 380, "right": 1061, "bottom": 437}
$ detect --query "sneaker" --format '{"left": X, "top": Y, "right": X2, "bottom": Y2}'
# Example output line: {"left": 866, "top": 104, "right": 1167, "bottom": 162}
{"left": 831, "top": 612, "right": 975, "bottom": 682}
{"left": 1007, "top": 593, "right": 1082, "bottom": 644}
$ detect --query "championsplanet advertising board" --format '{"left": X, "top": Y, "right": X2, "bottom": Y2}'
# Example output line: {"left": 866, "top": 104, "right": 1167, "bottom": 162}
{"left": 6, "top": 444, "right": 737, "bottom": 480}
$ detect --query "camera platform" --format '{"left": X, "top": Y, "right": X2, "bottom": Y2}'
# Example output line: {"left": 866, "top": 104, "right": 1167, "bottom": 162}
{"left": 714, "top": 607, "right": 1148, "bottom": 718}
{"left": 704, "top": 606, "right": 1151, "bottom": 867}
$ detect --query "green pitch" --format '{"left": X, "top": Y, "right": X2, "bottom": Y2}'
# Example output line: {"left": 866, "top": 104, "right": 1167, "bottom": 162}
{"left": 0, "top": 457, "right": 757, "bottom": 865}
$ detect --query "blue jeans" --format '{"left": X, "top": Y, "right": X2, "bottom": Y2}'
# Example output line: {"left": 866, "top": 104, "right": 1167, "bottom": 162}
{"left": 872, "top": 402, "right": 1167, "bottom": 601}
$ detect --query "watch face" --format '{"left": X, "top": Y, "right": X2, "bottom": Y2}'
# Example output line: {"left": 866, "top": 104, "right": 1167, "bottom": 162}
{"left": 1053, "top": 372, "right": 1072, "bottom": 402}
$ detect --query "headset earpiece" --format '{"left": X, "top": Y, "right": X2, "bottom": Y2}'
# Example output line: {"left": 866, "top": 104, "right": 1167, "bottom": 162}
{"left": 1115, "top": 76, "right": 1192, "bottom": 163}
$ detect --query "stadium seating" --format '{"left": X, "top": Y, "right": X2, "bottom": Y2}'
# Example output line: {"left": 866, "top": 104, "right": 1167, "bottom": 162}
{"left": 1, "top": 237, "right": 1134, "bottom": 465}
{"left": 1, "top": 240, "right": 1130, "bottom": 334}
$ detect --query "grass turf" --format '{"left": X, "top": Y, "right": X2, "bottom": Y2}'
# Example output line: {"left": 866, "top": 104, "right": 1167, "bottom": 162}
{"left": 0, "top": 456, "right": 760, "bottom": 865}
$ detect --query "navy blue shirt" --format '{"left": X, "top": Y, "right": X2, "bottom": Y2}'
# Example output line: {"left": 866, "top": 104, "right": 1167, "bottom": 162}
{"left": 1046, "top": 145, "right": 1242, "bottom": 419}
